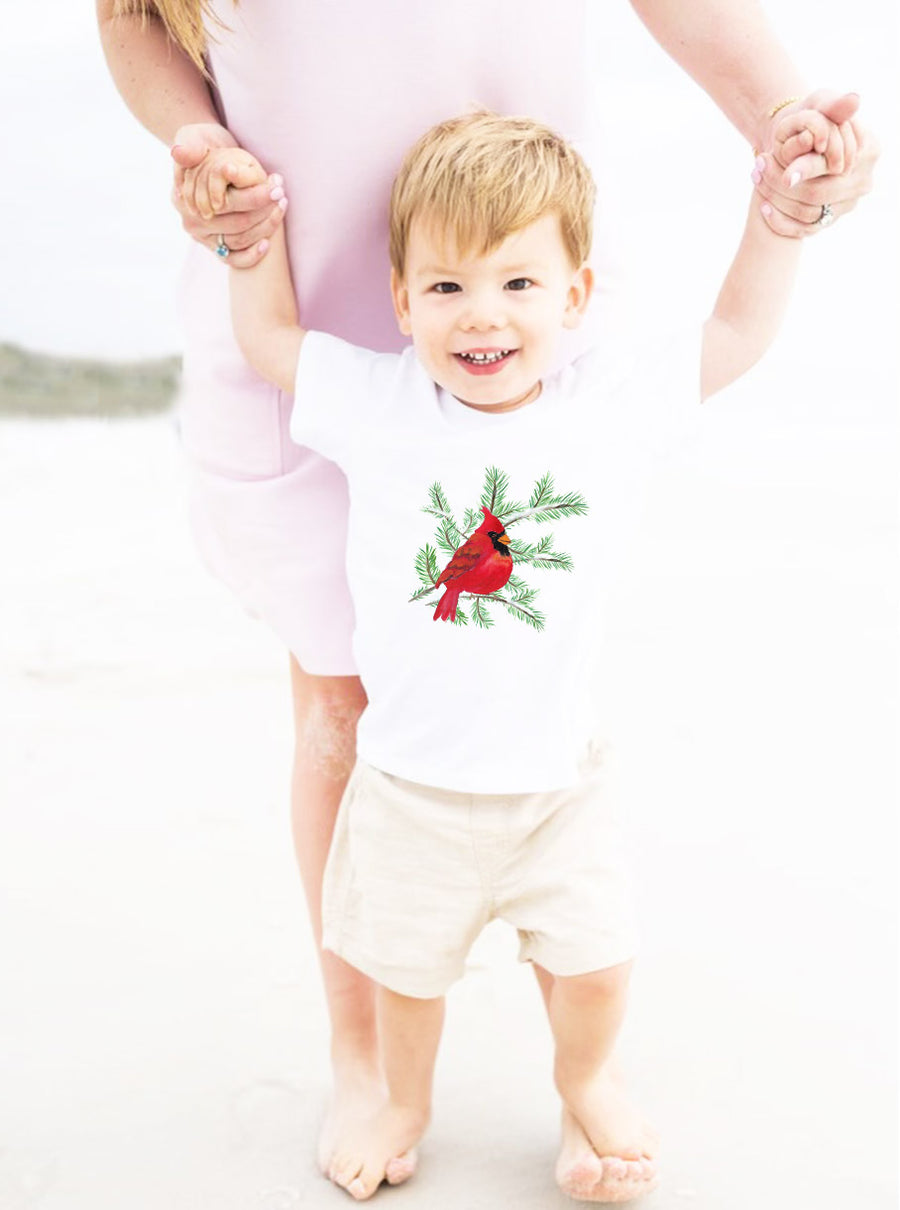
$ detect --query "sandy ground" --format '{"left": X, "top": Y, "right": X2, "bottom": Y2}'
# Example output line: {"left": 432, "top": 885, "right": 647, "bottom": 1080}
{"left": 1, "top": 359, "right": 896, "bottom": 1209}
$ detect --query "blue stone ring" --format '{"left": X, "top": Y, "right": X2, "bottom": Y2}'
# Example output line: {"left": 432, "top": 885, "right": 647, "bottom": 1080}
{"left": 215, "top": 234, "right": 230, "bottom": 259}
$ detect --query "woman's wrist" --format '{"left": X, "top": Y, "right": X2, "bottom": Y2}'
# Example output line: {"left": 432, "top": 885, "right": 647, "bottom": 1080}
{"left": 752, "top": 90, "right": 808, "bottom": 155}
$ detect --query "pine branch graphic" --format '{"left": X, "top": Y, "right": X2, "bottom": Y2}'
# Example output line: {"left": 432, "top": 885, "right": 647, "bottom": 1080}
{"left": 409, "top": 543, "right": 441, "bottom": 601}
{"left": 479, "top": 465, "right": 526, "bottom": 522}
{"left": 503, "top": 473, "right": 589, "bottom": 527}
{"left": 409, "top": 468, "right": 586, "bottom": 632}
{"left": 437, "top": 519, "right": 463, "bottom": 558}
{"left": 492, "top": 592, "right": 546, "bottom": 631}
{"left": 483, "top": 465, "right": 509, "bottom": 514}
{"left": 508, "top": 533, "right": 575, "bottom": 572}
{"left": 423, "top": 482, "right": 466, "bottom": 549}
{"left": 505, "top": 574, "right": 540, "bottom": 602}
{"left": 472, "top": 597, "right": 494, "bottom": 629}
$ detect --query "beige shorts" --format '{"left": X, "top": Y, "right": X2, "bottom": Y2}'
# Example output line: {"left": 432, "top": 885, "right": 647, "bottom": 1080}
{"left": 322, "top": 757, "right": 639, "bottom": 999}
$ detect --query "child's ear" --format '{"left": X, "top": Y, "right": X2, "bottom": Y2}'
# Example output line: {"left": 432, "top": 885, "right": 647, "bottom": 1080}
{"left": 390, "top": 268, "right": 413, "bottom": 336}
{"left": 562, "top": 265, "right": 594, "bottom": 330}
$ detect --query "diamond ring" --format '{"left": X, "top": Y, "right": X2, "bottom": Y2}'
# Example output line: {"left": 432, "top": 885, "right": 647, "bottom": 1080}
{"left": 816, "top": 203, "right": 835, "bottom": 229}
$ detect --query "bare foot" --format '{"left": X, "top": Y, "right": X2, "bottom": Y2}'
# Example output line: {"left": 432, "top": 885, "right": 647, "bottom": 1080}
{"left": 555, "top": 1106, "right": 605, "bottom": 1196}
{"left": 556, "top": 1068, "right": 659, "bottom": 1203}
{"left": 317, "top": 1068, "right": 417, "bottom": 1191}
{"left": 327, "top": 1099, "right": 429, "bottom": 1201}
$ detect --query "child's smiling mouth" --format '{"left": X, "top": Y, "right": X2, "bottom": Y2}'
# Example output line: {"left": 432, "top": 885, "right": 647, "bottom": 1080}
{"left": 454, "top": 349, "right": 516, "bottom": 374}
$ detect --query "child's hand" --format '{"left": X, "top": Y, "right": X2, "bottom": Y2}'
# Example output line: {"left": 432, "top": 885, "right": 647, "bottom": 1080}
{"left": 171, "top": 124, "right": 289, "bottom": 268}
{"left": 772, "top": 92, "right": 860, "bottom": 183}
{"left": 751, "top": 91, "right": 875, "bottom": 237}
{"left": 177, "top": 145, "right": 266, "bottom": 220}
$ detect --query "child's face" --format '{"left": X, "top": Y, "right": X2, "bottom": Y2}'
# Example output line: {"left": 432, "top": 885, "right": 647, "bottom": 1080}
{"left": 391, "top": 213, "right": 593, "bottom": 413}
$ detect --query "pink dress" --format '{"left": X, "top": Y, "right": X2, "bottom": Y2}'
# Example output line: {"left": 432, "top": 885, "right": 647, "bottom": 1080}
{"left": 180, "top": 0, "right": 602, "bottom": 674}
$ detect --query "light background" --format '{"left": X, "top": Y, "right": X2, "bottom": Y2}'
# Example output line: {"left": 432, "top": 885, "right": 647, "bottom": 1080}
{"left": 1, "top": 3, "right": 897, "bottom": 1209}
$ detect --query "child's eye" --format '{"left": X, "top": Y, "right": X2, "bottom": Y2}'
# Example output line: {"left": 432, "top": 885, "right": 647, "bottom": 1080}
{"left": 505, "top": 278, "right": 533, "bottom": 291}
{"left": 432, "top": 282, "right": 461, "bottom": 294}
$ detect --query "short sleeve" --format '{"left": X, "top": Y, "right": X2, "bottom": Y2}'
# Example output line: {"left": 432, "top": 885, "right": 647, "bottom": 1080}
{"left": 290, "top": 331, "right": 406, "bottom": 466}
{"left": 630, "top": 326, "right": 704, "bottom": 445}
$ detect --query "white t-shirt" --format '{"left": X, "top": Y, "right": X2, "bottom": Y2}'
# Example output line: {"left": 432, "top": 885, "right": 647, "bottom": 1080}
{"left": 292, "top": 331, "right": 701, "bottom": 793}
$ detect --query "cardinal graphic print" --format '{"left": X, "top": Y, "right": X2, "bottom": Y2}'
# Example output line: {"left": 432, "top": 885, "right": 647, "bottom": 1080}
{"left": 409, "top": 466, "right": 588, "bottom": 629}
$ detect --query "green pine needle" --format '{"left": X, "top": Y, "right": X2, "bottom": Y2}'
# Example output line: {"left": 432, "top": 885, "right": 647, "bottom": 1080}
{"left": 472, "top": 598, "right": 494, "bottom": 629}
{"left": 509, "top": 535, "right": 575, "bottom": 572}
{"left": 414, "top": 542, "right": 440, "bottom": 588}
{"left": 436, "top": 520, "right": 460, "bottom": 557}
{"left": 481, "top": 466, "right": 509, "bottom": 514}
{"left": 494, "top": 593, "right": 546, "bottom": 631}
{"left": 529, "top": 471, "right": 555, "bottom": 509}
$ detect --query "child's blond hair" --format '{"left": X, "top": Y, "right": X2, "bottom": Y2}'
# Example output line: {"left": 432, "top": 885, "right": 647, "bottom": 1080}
{"left": 389, "top": 111, "right": 595, "bottom": 279}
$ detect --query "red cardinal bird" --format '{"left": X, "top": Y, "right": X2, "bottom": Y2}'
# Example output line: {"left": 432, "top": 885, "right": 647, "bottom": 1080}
{"left": 433, "top": 507, "right": 513, "bottom": 622}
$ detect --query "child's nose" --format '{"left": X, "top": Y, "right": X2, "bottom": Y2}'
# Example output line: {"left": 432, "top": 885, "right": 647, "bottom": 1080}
{"left": 460, "top": 291, "right": 505, "bottom": 332}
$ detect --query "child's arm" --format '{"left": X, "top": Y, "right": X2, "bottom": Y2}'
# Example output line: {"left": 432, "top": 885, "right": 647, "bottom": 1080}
{"left": 229, "top": 224, "right": 305, "bottom": 394}
{"left": 701, "top": 200, "right": 803, "bottom": 402}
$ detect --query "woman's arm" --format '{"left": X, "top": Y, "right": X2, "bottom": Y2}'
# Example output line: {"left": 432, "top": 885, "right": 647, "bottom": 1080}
{"left": 96, "top": 0, "right": 224, "bottom": 145}
{"left": 96, "top": 0, "right": 285, "bottom": 265}
{"left": 629, "top": 0, "right": 878, "bottom": 234}
{"left": 628, "top": 0, "right": 808, "bottom": 151}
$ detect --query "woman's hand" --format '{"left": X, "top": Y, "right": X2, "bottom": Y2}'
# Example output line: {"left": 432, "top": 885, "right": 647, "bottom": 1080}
{"left": 752, "top": 91, "right": 878, "bottom": 237}
{"left": 171, "top": 123, "right": 289, "bottom": 267}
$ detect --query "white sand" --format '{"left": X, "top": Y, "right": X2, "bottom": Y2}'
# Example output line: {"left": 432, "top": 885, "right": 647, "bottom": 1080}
{"left": 1, "top": 364, "right": 896, "bottom": 1209}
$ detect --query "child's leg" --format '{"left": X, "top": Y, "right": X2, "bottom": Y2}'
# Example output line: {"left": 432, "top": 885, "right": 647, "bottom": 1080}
{"left": 548, "top": 960, "right": 659, "bottom": 1202}
{"left": 328, "top": 987, "right": 445, "bottom": 1201}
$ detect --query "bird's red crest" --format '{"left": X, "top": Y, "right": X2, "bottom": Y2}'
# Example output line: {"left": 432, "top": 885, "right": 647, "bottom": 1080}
{"left": 476, "top": 506, "right": 504, "bottom": 533}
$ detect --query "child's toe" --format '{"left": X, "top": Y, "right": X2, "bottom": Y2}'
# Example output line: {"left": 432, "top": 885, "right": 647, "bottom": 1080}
{"left": 384, "top": 1150, "right": 417, "bottom": 1185}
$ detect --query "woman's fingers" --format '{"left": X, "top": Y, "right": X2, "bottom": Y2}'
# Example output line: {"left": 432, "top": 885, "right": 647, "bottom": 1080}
{"left": 782, "top": 150, "right": 830, "bottom": 189}
{"left": 838, "top": 120, "right": 859, "bottom": 175}
{"left": 211, "top": 201, "right": 288, "bottom": 253}
{"left": 753, "top": 156, "right": 824, "bottom": 224}
{"left": 173, "top": 177, "right": 287, "bottom": 240}
{"left": 810, "top": 89, "right": 861, "bottom": 129}
{"left": 753, "top": 151, "right": 860, "bottom": 235}
{"left": 221, "top": 175, "right": 285, "bottom": 214}
{"left": 180, "top": 197, "right": 287, "bottom": 266}
{"left": 167, "top": 128, "right": 287, "bottom": 259}
{"left": 190, "top": 164, "right": 215, "bottom": 223}
{"left": 170, "top": 141, "right": 208, "bottom": 171}
{"left": 758, "top": 196, "right": 850, "bottom": 238}
{"left": 202, "top": 231, "right": 273, "bottom": 269}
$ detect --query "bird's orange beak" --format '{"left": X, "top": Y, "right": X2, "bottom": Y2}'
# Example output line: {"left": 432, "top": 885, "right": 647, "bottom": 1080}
{"left": 498, "top": 534, "right": 510, "bottom": 545}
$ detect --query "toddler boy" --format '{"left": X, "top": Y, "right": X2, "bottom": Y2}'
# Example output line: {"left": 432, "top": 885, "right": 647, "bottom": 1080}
{"left": 228, "top": 110, "right": 834, "bottom": 1203}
